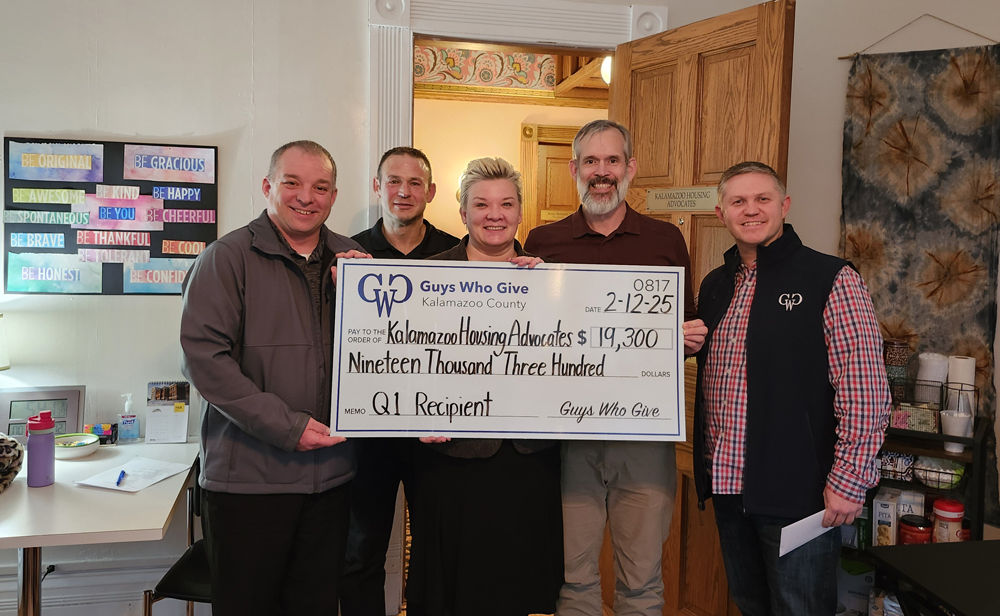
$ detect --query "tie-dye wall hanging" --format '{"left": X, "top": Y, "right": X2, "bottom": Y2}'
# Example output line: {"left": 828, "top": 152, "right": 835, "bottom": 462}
{"left": 840, "top": 45, "right": 1000, "bottom": 522}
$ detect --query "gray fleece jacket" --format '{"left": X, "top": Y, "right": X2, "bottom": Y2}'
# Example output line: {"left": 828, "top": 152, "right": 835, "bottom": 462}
{"left": 181, "top": 211, "right": 362, "bottom": 494}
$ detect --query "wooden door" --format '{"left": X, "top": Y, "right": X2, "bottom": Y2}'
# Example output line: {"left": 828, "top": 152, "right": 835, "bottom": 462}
{"left": 519, "top": 124, "right": 582, "bottom": 243}
{"left": 688, "top": 214, "right": 733, "bottom": 293}
{"left": 601, "top": 2, "right": 796, "bottom": 615}
{"left": 610, "top": 0, "right": 794, "bottom": 198}
{"left": 652, "top": 212, "right": 731, "bottom": 293}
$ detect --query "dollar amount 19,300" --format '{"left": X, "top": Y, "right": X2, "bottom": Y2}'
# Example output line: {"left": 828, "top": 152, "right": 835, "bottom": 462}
{"left": 590, "top": 327, "right": 674, "bottom": 352}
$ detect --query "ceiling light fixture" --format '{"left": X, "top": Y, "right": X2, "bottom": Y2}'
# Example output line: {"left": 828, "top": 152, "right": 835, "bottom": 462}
{"left": 601, "top": 56, "right": 612, "bottom": 85}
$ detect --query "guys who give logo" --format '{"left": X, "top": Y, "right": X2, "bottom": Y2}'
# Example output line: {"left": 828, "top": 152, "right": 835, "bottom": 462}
{"left": 778, "top": 293, "right": 802, "bottom": 311}
{"left": 358, "top": 272, "right": 413, "bottom": 317}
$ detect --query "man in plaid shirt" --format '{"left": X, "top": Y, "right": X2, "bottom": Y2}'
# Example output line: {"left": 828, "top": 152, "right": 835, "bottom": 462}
{"left": 693, "top": 161, "right": 890, "bottom": 615}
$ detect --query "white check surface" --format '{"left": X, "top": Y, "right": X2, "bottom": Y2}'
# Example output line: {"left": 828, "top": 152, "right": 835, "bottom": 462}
{"left": 332, "top": 260, "right": 685, "bottom": 441}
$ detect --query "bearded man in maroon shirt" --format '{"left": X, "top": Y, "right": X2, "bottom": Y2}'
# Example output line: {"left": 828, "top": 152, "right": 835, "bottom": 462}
{"left": 526, "top": 119, "right": 707, "bottom": 616}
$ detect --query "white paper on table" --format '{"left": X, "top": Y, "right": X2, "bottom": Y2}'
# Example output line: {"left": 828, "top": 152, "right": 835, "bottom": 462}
{"left": 75, "top": 456, "right": 191, "bottom": 493}
{"left": 778, "top": 510, "right": 836, "bottom": 557}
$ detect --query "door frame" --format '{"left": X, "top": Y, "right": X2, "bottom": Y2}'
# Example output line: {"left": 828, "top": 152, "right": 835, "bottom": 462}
{"left": 519, "top": 123, "right": 581, "bottom": 243}
{"left": 366, "top": 4, "right": 670, "bottom": 609}
{"left": 366, "top": 0, "right": 670, "bottom": 226}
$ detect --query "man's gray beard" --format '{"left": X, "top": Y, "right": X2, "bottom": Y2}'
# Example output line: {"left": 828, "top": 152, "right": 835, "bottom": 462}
{"left": 578, "top": 175, "right": 630, "bottom": 216}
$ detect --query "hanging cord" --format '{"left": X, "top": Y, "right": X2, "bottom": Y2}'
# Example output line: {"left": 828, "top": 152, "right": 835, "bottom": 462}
{"left": 838, "top": 13, "right": 997, "bottom": 60}
{"left": 40, "top": 564, "right": 55, "bottom": 583}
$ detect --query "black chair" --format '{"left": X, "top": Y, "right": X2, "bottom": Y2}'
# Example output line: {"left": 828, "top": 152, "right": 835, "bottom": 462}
{"left": 143, "top": 456, "right": 210, "bottom": 616}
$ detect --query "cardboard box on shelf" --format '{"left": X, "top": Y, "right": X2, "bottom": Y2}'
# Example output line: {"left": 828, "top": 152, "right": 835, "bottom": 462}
{"left": 874, "top": 487, "right": 901, "bottom": 547}
{"left": 897, "top": 490, "right": 924, "bottom": 517}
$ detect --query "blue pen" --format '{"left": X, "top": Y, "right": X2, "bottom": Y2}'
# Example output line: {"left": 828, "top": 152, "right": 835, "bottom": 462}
{"left": 116, "top": 470, "right": 126, "bottom": 486}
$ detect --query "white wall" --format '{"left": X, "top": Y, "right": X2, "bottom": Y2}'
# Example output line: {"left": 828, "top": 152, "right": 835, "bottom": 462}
{"left": 1, "top": 0, "right": 372, "bottom": 422}
{"left": 413, "top": 99, "right": 607, "bottom": 238}
{"left": 0, "top": 0, "right": 369, "bottom": 612}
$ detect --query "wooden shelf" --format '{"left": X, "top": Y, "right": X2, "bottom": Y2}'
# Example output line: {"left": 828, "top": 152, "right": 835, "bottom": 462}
{"left": 878, "top": 477, "right": 966, "bottom": 500}
{"left": 882, "top": 430, "right": 974, "bottom": 464}
{"left": 874, "top": 419, "right": 987, "bottom": 541}
{"left": 886, "top": 426, "right": 975, "bottom": 446}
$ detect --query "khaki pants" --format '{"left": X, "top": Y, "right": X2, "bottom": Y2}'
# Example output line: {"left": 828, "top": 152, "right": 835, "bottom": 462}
{"left": 557, "top": 441, "right": 676, "bottom": 616}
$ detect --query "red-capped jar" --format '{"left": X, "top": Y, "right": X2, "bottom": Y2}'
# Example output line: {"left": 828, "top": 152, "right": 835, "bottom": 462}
{"left": 899, "top": 515, "right": 933, "bottom": 544}
{"left": 932, "top": 499, "right": 965, "bottom": 543}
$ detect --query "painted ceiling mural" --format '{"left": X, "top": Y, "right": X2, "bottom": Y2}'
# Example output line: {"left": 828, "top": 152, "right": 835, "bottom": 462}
{"left": 414, "top": 45, "right": 556, "bottom": 90}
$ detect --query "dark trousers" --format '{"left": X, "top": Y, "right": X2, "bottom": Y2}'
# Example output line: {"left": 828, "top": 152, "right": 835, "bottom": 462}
{"left": 712, "top": 494, "right": 840, "bottom": 616}
{"left": 202, "top": 483, "right": 351, "bottom": 616}
{"left": 340, "top": 438, "right": 415, "bottom": 616}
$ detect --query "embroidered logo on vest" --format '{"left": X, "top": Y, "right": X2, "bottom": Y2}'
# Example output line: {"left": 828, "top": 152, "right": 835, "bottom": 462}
{"left": 778, "top": 293, "right": 802, "bottom": 311}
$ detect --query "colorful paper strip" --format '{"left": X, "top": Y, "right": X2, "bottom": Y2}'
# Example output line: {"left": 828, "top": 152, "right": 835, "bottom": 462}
{"left": 7, "top": 252, "right": 102, "bottom": 293}
{"left": 123, "top": 145, "right": 214, "bottom": 184}
{"left": 8, "top": 142, "right": 104, "bottom": 182}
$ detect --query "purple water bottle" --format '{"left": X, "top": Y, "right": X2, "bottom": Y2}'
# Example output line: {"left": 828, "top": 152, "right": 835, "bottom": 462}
{"left": 27, "top": 410, "right": 55, "bottom": 487}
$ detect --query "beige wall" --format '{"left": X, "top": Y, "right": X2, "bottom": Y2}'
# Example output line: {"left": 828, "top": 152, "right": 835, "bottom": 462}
{"left": 413, "top": 99, "right": 607, "bottom": 238}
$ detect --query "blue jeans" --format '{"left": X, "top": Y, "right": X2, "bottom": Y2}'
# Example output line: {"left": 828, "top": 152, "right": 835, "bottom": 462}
{"left": 712, "top": 494, "right": 840, "bottom": 616}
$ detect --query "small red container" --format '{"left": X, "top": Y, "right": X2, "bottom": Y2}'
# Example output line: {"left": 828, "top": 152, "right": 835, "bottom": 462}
{"left": 932, "top": 499, "right": 966, "bottom": 543}
{"left": 899, "top": 515, "right": 933, "bottom": 544}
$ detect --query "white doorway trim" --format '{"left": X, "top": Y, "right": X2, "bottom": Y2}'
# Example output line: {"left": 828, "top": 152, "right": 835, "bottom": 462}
{"left": 368, "top": 0, "right": 668, "bottom": 225}
{"left": 365, "top": 2, "right": 668, "bottom": 612}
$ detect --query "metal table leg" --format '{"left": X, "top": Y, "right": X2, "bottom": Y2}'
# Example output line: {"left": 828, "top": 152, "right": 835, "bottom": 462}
{"left": 17, "top": 547, "right": 41, "bottom": 616}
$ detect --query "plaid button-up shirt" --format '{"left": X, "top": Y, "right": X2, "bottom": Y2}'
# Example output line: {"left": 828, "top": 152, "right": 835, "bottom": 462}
{"left": 704, "top": 262, "right": 890, "bottom": 503}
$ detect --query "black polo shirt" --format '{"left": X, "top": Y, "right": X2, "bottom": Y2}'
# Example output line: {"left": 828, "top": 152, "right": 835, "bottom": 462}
{"left": 352, "top": 218, "right": 460, "bottom": 259}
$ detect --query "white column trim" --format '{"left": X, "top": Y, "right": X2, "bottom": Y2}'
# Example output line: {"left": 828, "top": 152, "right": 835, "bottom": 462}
{"left": 409, "top": 0, "right": 631, "bottom": 47}
{"left": 631, "top": 4, "right": 670, "bottom": 40}
{"left": 368, "top": 24, "right": 414, "bottom": 227}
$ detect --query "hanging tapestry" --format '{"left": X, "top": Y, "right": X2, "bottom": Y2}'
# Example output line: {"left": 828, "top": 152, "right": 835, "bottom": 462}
{"left": 840, "top": 45, "right": 1000, "bottom": 522}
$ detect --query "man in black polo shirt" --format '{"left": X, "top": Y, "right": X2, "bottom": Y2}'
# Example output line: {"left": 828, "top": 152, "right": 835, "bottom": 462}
{"left": 351, "top": 146, "right": 459, "bottom": 259}
{"left": 341, "top": 147, "right": 459, "bottom": 616}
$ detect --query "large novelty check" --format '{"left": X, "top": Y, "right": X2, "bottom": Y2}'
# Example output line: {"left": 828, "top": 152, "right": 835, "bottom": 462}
{"left": 331, "top": 260, "right": 685, "bottom": 441}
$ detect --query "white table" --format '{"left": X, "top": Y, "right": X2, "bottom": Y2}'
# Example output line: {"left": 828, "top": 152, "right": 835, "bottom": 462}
{"left": 0, "top": 441, "right": 200, "bottom": 616}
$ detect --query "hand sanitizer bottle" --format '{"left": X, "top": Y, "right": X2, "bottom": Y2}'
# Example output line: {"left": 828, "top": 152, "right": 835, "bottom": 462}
{"left": 118, "top": 393, "right": 140, "bottom": 443}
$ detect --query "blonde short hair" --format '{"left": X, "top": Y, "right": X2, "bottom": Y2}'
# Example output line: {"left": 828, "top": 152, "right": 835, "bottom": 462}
{"left": 458, "top": 157, "right": 523, "bottom": 212}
